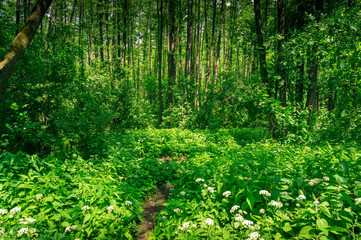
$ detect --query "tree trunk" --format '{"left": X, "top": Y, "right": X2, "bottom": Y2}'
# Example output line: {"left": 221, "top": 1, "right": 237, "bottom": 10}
{"left": 167, "top": 0, "right": 176, "bottom": 107}
{"left": 16, "top": 0, "right": 21, "bottom": 35}
{"left": 122, "top": 0, "right": 128, "bottom": 67}
{"left": 254, "top": 0, "right": 269, "bottom": 94}
{"left": 98, "top": 0, "right": 104, "bottom": 62}
{"left": 214, "top": 0, "right": 225, "bottom": 77}
{"left": 277, "top": 0, "right": 286, "bottom": 106}
{"left": 69, "top": 0, "right": 77, "bottom": 24}
{"left": 157, "top": 0, "right": 164, "bottom": 127}
{"left": 206, "top": 0, "right": 216, "bottom": 87}
{"left": 0, "top": 0, "right": 54, "bottom": 92}
{"left": 185, "top": 0, "right": 193, "bottom": 78}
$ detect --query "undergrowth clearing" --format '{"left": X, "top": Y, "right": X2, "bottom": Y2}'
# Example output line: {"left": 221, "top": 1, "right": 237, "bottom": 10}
{"left": 0, "top": 128, "right": 360, "bottom": 239}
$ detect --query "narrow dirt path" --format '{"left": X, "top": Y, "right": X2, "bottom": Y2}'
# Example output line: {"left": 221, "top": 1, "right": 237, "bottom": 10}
{"left": 136, "top": 184, "right": 173, "bottom": 240}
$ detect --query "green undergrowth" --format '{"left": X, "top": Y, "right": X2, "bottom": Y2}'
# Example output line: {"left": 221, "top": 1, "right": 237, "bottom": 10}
{"left": 0, "top": 128, "right": 360, "bottom": 239}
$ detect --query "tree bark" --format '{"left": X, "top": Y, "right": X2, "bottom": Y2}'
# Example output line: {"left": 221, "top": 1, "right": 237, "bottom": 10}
{"left": 157, "top": 0, "right": 164, "bottom": 127}
{"left": 98, "top": 0, "right": 104, "bottom": 62}
{"left": 254, "top": 0, "right": 269, "bottom": 95}
{"left": 206, "top": 0, "right": 216, "bottom": 87}
{"left": 185, "top": 0, "right": 193, "bottom": 79}
{"left": 122, "top": 0, "right": 128, "bottom": 67}
{"left": 214, "top": 0, "right": 225, "bottom": 77}
{"left": 0, "top": 0, "right": 53, "bottom": 92}
{"left": 167, "top": 0, "right": 176, "bottom": 107}
{"left": 277, "top": 0, "right": 286, "bottom": 106}
{"left": 16, "top": 0, "right": 21, "bottom": 35}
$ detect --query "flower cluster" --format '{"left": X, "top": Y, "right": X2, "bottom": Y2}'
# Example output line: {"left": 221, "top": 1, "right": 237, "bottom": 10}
{"left": 242, "top": 220, "right": 254, "bottom": 228}
{"left": 268, "top": 200, "right": 283, "bottom": 208}
{"left": 19, "top": 217, "right": 36, "bottom": 224}
{"left": 82, "top": 205, "right": 90, "bottom": 211}
{"left": 247, "top": 232, "right": 261, "bottom": 240}
{"left": 0, "top": 209, "right": 8, "bottom": 215}
{"left": 230, "top": 205, "right": 240, "bottom": 213}
{"left": 10, "top": 207, "right": 21, "bottom": 213}
{"left": 125, "top": 201, "right": 132, "bottom": 206}
{"left": 195, "top": 178, "right": 204, "bottom": 182}
{"left": 180, "top": 191, "right": 186, "bottom": 196}
{"left": 259, "top": 190, "right": 271, "bottom": 197}
{"left": 207, "top": 187, "right": 215, "bottom": 193}
{"left": 107, "top": 205, "right": 114, "bottom": 213}
{"left": 297, "top": 195, "right": 306, "bottom": 200}
{"left": 205, "top": 218, "right": 214, "bottom": 225}
{"left": 223, "top": 191, "right": 231, "bottom": 197}
{"left": 17, "top": 228, "right": 28, "bottom": 237}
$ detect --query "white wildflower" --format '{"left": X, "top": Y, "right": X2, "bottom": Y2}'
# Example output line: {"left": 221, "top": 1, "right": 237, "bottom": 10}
{"left": 309, "top": 181, "right": 315, "bottom": 186}
{"left": 268, "top": 200, "right": 283, "bottom": 208}
{"left": 203, "top": 184, "right": 208, "bottom": 188}
{"left": 234, "top": 222, "right": 240, "bottom": 229}
{"left": 259, "top": 208, "right": 265, "bottom": 214}
{"left": 259, "top": 190, "right": 271, "bottom": 197}
{"left": 230, "top": 205, "right": 240, "bottom": 213}
{"left": 248, "top": 232, "right": 261, "bottom": 240}
{"left": 235, "top": 214, "right": 243, "bottom": 222}
{"left": 183, "top": 222, "right": 190, "bottom": 228}
{"left": 162, "top": 215, "right": 167, "bottom": 220}
{"left": 223, "top": 191, "right": 231, "bottom": 197}
{"left": 242, "top": 220, "right": 254, "bottom": 228}
{"left": 82, "top": 205, "right": 90, "bottom": 211}
{"left": 298, "top": 195, "right": 306, "bottom": 200}
{"left": 323, "top": 176, "right": 329, "bottom": 181}
{"left": 296, "top": 203, "right": 300, "bottom": 207}
{"left": 355, "top": 198, "right": 361, "bottom": 204}
{"left": 125, "top": 201, "right": 132, "bottom": 206}
{"left": 174, "top": 208, "right": 182, "bottom": 213}
{"left": 17, "top": 228, "right": 28, "bottom": 237}
{"left": 178, "top": 226, "right": 185, "bottom": 231}
{"left": 19, "top": 217, "right": 36, "bottom": 224}
{"left": 35, "top": 194, "right": 43, "bottom": 200}
{"left": 65, "top": 226, "right": 71, "bottom": 232}
{"left": 207, "top": 187, "right": 215, "bottom": 193}
{"left": 0, "top": 209, "right": 8, "bottom": 215}
{"left": 10, "top": 207, "right": 21, "bottom": 213}
{"left": 196, "top": 178, "right": 204, "bottom": 182}
{"left": 107, "top": 205, "right": 114, "bottom": 212}
{"left": 119, "top": 176, "right": 124, "bottom": 181}
{"left": 205, "top": 218, "right": 214, "bottom": 225}
{"left": 192, "top": 224, "right": 197, "bottom": 228}
{"left": 180, "top": 191, "right": 186, "bottom": 196}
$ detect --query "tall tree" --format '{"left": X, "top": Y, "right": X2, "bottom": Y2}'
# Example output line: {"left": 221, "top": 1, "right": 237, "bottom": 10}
{"left": 277, "top": 0, "right": 286, "bottom": 106}
{"left": 185, "top": 0, "right": 193, "bottom": 79}
{"left": 122, "top": 0, "right": 128, "bottom": 67}
{"left": 214, "top": 0, "right": 225, "bottom": 77}
{"left": 167, "top": 0, "right": 176, "bottom": 106}
{"left": 0, "top": 0, "right": 54, "bottom": 92}
{"left": 254, "top": 0, "right": 269, "bottom": 95}
{"left": 157, "top": 0, "right": 164, "bottom": 126}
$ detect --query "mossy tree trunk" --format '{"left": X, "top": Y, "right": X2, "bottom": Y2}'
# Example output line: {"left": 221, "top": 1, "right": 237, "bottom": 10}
{"left": 0, "top": 0, "right": 53, "bottom": 92}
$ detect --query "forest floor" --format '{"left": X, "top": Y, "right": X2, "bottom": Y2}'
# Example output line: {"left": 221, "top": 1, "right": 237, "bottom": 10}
{"left": 136, "top": 184, "right": 173, "bottom": 240}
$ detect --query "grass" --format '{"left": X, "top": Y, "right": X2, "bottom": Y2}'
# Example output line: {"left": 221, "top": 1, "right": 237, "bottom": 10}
{"left": 0, "top": 128, "right": 360, "bottom": 239}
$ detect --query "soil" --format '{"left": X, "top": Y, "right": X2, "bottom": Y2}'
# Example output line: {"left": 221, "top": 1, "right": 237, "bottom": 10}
{"left": 135, "top": 184, "right": 173, "bottom": 240}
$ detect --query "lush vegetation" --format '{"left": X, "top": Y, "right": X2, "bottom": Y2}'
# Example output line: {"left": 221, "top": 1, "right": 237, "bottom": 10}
{"left": 1, "top": 0, "right": 361, "bottom": 239}
{"left": 0, "top": 129, "right": 360, "bottom": 239}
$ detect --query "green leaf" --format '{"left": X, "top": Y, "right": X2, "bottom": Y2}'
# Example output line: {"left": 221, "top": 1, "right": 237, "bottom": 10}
{"left": 283, "top": 222, "right": 292, "bottom": 232}
{"left": 299, "top": 226, "right": 313, "bottom": 239}
{"left": 83, "top": 213, "right": 92, "bottom": 223}
{"left": 316, "top": 218, "right": 329, "bottom": 236}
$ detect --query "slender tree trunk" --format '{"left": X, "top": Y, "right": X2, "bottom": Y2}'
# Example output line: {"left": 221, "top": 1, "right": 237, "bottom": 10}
{"left": 295, "top": 61, "right": 304, "bottom": 107}
{"left": 0, "top": 0, "right": 54, "bottom": 92}
{"left": 98, "top": 0, "right": 104, "bottom": 62}
{"left": 88, "top": 0, "right": 94, "bottom": 66}
{"left": 206, "top": 0, "right": 216, "bottom": 87}
{"left": 177, "top": 11, "right": 182, "bottom": 80}
{"left": 185, "top": 0, "right": 193, "bottom": 78}
{"left": 122, "top": 0, "right": 128, "bottom": 67}
{"left": 167, "top": 0, "right": 176, "bottom": 107}
{"left": 157, "top": 0, "right": 164, "bottom": 127}
{"left": 69, "top": 0, "right": 77, "bottom": 24}
{"left": 277, "top": 0, "right": 286, "bottom": 106}
{"left": 214, "top": 0, "right": 225, "bottom": 77}
{"left": 254, "top": 0, "right": 269, "bottom": 95}
{"left": 16, "top": 0, "right": 21, "bottom": 35}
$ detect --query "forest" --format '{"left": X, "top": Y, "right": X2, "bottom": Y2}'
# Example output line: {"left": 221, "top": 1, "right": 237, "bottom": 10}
{"left": 0, "top": 0, "right": 361, "bottom": 239}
